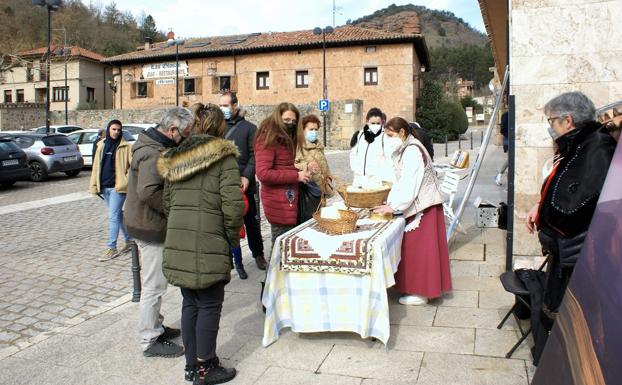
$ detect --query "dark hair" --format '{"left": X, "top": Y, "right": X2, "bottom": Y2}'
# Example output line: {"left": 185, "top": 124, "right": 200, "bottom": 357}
{"left": 366, "top": 107, "right": 383, "bottom": 121}
{"left": 107, "top": 119, "right": 122, "bottom": 130}
{"left": 256, "top": 102, "right": 304, "bottom": 154}
{"left": 221, "top": 91, "right": 238, "bottom": 105}
{"left": 190, "top": 103, "right": 226, "bottom": 138}
{"left": 385, "top": 117, "right": 419, "bottom": 139}
{"left": 302, "top": 114, "right": 321, "bottom": 129}
{"left": 381, "top": 112, "right": 387, "bottom": 123}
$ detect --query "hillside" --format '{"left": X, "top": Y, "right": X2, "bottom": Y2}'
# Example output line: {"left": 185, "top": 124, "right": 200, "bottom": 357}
{"left": 348, "top": 4, "right": 488, "bottom": 49}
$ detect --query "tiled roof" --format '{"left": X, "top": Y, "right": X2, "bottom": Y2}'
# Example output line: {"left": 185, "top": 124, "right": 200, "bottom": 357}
{"left": 18, "top": 46, "right": 105, "bottom": 62}
{"left": 102, "top": 25, "right": 429, "bottom": 68}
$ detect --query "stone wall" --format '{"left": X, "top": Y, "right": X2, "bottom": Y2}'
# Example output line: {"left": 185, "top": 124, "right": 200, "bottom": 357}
{"left": 0, "top": 104, "right": 46, "bottom": 131}
{"left": 510, "top": 0, "right": 622, "bottom": 256}
{"left": 36, "top": 99, "right": 364, "bottom": 149}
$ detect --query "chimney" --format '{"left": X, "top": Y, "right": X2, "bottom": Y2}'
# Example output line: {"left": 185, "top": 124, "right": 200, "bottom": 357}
{"left": 402, "top": 14, "right": 421, "bottom": 34}
{"left": 144, "top": 37, "right": 153, "bottom": 50}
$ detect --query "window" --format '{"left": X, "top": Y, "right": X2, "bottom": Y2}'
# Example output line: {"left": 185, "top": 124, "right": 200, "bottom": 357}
{"left": 219, "top": 76, "right": 231, "bottom": 92}
{"left": 295, "top": 70, "right": 309, "bottom": 88}
{"left": 42, "top": 135, "right": 73, "bottom": 146}
{"left": 39, "top": 63, "right": 47, "bottom": 82}
{"left": 4, "top": 90, "right": 12, "bottom": 103}
{"left": 13, "top": 136, "right": 35, "bottom": 148}
{"left": 365, "top": 46, "right": 376, "bottom": 53}
{"left": 183, "top": 78, "right": 195, "bottom": 95}
{"left": 136, "top": 82, "right": 148, "bottom": 98}
{"left": 86, "top": 87, "right": 95, "bottom": 102}
{"left": 83, "top": 132, "right": 100, "bottom": 144}
{"left": 26, "top": 64, "right": 33, "bottom": 82}
{"left": 256, "top": 71, "right": 269, "bottom": 90}
{"left": 67, "top": 133, "right": 81, "bottom": 144}
{"left": 16, "top": 89, "right": 24, "bottom": 103}
{"left": 364, "top": 67, "right": 378, "bottom": 86}
{"left": 52, "top": 87, "right": 68, "bottom": 102}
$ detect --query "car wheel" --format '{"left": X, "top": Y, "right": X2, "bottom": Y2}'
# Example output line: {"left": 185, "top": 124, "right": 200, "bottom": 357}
{"left": 29, "top": 161, "right": 48, "bottom": 182}
{"left": 65, "top": 169, "right": 80, "bottom": 177}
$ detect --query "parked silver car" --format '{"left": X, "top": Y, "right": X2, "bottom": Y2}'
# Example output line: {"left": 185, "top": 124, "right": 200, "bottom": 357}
{"left": 1, "top": 133, "right": 83, "bottom": 181}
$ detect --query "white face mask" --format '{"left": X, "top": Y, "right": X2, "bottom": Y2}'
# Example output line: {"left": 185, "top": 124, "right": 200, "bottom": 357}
{"left": 368, "top": 124, "right": 382, "bottom": 134}
{"left": 385, "top": 135, "right": 402, "bottom": 151}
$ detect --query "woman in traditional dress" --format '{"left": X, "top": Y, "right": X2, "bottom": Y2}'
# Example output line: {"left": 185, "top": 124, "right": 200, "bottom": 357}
{"left": 373, "top": 117, "right": 452, "bottom": 305}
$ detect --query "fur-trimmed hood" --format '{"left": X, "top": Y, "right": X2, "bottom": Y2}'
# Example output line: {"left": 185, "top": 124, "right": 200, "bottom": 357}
{"left": 157, "top": 135, "right": 239, "bottom": 183}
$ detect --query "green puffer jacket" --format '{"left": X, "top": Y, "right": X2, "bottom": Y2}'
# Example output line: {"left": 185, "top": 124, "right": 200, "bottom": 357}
{"left": 157, "top": 135, "right": 245, "bottom": 290}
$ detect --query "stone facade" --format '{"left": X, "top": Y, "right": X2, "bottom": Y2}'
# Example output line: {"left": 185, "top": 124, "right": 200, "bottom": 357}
{"left": 112, "top": 44, "right": 419, "bottom": 125}
{"left": 510, "top": 0, "right": 622, "bottom": 256}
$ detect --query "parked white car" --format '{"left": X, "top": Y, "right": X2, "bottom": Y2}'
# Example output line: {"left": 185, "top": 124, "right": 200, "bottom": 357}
{"left": 67, "top": 129, "right": 135, "bottom": 167}
{"left": 30, "top": 125, "right": 84, "bottom": 135}
{"left": 122, "top": 123, "right": 157, "bottom": 140}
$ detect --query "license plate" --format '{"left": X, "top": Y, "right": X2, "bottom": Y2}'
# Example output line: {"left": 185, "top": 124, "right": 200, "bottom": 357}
{"left": 2, "top": 159, "right": 19, "bottom": 166}
{"left": 64, "top": 156, "right": 77, "bottom": 162}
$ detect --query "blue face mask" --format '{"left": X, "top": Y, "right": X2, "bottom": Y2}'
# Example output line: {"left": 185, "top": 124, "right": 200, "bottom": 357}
{"left": 220, "top": 107, "right": 232, "bottom": 120}
{"left": 306, "top": 130, "right": 318, "bottom": 143}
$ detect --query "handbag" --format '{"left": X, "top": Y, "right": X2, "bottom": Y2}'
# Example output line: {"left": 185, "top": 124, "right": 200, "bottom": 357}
{"left": 297, "top": 181, "right": 322, "bottom": 224}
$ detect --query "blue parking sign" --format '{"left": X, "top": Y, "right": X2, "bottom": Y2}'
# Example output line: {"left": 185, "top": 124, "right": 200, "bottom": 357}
{"left": 318, "top": 99, "right": 330, "bottom": 111}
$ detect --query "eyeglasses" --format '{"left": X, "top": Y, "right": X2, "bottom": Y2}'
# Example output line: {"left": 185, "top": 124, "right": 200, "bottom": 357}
{"left": 546, "top": 116, "right": 561, "bottom": 126}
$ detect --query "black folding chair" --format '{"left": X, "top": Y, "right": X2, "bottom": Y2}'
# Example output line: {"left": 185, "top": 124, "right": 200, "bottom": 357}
{"left": 497, "top": 255, "right": 549, "bottom": 358}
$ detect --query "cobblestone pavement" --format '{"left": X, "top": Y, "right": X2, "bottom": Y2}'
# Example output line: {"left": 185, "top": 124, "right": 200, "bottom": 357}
{"left": 0, "top": 151, "right": 351, "bottom": 352}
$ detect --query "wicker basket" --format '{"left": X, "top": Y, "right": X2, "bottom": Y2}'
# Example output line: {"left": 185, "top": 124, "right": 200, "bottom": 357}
{"left": 313, "top": 209, "right": 358, "bottom": 235}
{"left": 336, "top": 183, "right": 392, "bottom": 208}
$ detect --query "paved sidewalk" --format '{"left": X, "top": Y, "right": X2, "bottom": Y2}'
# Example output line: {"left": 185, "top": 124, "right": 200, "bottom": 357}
{"left": 0, "top": 144, "right": 537, "bottom": 385}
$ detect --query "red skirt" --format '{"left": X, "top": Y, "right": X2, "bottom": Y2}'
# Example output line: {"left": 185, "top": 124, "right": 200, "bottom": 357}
{"left": 394, "top": 205, "right": 452, "bottom": 298}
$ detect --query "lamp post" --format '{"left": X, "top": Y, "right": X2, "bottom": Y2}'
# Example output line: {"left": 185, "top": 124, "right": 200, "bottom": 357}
{"left": 167, "top": 33, "right": 184, "bottom": 107}
{"left": 313, "top": 26, "right": 333, "bottom": 146}
{"left": 32, "top": 0, "right": 62, "bottom": 134}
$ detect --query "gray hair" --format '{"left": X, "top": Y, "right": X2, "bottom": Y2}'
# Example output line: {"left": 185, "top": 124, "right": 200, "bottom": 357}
{"left": 544, "top": 92, "right": 595, "bottom": 125}
{"left": 159, "top": 107, "right": 193, "bottom": 133}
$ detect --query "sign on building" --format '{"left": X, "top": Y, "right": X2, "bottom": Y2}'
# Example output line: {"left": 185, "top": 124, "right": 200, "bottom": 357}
{"left": 143, "top": 62, "right": 189, "bottom": 79}
{"left": 155, "top": 79, "right": 175, "bottom": 85}
{"left": 465, "top": 106, "right": 473, "bottom": 119}
{"left": 318, "top": 99, "right": 329, "bottom": 111}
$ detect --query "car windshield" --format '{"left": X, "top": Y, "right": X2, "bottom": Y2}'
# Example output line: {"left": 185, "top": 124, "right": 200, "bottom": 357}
{"left": 34, "top": 127, "right": 48, "bottom": 134}
{"left": 122, "top": 131, "right": 136, "bottom": 141}
{"left": 42, "top": 135, "right": 73, "bottom": 146}
{"left": 67, "top": 133, "right": 81, "bottom": 144}
{"left": 58, "top": 126, "right": 81, "bottom": 134}
{"left": 12, "top": 136, "right": 35, "bottom": 148}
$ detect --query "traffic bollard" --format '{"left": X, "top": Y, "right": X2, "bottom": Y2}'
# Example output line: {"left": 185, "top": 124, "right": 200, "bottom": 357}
{"left": 470, "top": 132, "right": 473, "bottom": 150}
{"left": 130, "top": 241, "right": 141, "bottom": 302}
{"left": 445, "top": 135, "right": 448, "bottom": 157}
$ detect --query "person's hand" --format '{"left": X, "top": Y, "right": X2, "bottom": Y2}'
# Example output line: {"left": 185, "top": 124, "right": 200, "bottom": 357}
{"left": 308, "top": 161, "right": 320, "bottom": 174}
{"left": 240, "top": 176, "right": 250, "bottom": 192}
{"left": 298, "top": 170, "right": 311, "bottom": 184}
{"left": 372, "top": 205, "right": 394, "bottom": 215}
{"left": 525, "top": 203, "right": 539, "bottom": 234}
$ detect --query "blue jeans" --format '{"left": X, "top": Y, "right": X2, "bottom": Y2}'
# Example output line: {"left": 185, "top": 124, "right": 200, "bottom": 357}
{"left": 102, "top": 187, "right": 130, "bottom": 249}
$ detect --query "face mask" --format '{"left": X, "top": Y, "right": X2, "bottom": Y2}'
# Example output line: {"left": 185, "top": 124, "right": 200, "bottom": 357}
{"left": 305, "top": 130, "right": 318, "bottom": 143}
{"left": 220, "top": 107, "right": 232, "bottom": 120}
{"left": 547, "top": 125, "right": 561, "bottom": 141}
{"left": 386, "top": 135, "right": 403, "bottom": 150}
{"left": 369, "top": 124, "right": 382, "bottom": 134}
{"left": 285, "top": 122, "right": 297, "bottom": 132}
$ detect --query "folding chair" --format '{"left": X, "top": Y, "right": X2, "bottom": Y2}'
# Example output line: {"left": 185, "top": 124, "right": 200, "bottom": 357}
{"left": 497, "top": 256, "right": 549, "bottom": 358}
{"left": 439, "top": 168, "right": 461, "bottom": 224}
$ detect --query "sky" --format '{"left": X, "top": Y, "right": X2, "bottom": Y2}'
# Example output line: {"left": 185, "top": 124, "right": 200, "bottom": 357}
{"left": 94, "top": 0, "right": 485, "bottom": 39}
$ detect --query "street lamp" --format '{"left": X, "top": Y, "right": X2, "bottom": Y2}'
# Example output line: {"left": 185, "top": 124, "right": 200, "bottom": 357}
{"left": 32, "top": 0, "right": 62, "bottom": 134}
{"left": 313, "top": 26, "right": 333, "bottom": 146}
{"left": 167, "top": 33, "right": 184, "bottom": 107}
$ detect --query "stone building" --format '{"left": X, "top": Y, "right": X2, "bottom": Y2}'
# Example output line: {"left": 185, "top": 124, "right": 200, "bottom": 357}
{"left": 478, "top": 0, "right": 622, "bottom": 258}
{"left": 102, "top": 25, "right": 429, "bottom": 123}
{"left": 0, "top": 46, "right": 113, "bottom": 111}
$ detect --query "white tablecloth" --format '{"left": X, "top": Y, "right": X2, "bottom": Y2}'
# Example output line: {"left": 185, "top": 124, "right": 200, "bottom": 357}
{"left": 261, "top": 216, "right": 405, "bottom": 347}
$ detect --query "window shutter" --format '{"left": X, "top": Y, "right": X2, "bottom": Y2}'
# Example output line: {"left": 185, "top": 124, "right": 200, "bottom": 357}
{"left": 147, "top": 81, "right": 154, "bottom": 98}
{"left": 195, "top": 77, "right": 202, "bottom": 95}
{"left": 130, "top": 82, "right": 137, "bottom": 99}
{"left": 178, "top": 79, "right": 183, "bottom": 96}
{"left": 211, "top": 77, "right": 219, "bottom": 94}
{"left": 231, "top": 76, "right": 238, "bottom": 92}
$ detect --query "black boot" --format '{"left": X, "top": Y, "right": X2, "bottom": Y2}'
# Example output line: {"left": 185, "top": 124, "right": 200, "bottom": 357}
{"left": 235, "top": 262, "right": 248, "bottom": 280}
{"left": 194, "top": 357, "right": 236, "bottom": 385}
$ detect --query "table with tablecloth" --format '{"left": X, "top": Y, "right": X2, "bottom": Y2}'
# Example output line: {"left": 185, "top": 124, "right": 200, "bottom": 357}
{"left": 261, "top": 215, "right": 406, "bottom": 347}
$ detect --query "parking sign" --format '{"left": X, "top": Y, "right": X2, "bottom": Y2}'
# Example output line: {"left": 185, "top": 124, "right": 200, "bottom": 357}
{"left": 318, "top": 99, "right": 330, "bottom": 111}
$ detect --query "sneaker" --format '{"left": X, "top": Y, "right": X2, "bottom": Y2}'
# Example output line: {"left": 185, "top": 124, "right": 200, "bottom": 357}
{"left": 254, "top": 255, "right": 267, "bottom": 270}
{"left": 118, "top": 242, "right": 132, "bottom": 255}
{"left": 159, "top": 325, "right": 181, "bottom": 341}
{"left": 494, "top": 173, "right": 503, "bottom": 186}
{"left": 143, "top": 339, "right": 184, "bottom": 358}
{"left": 98, "top": 248, "right": 119, "bottom": 262}
{"left": 235, "top": 262, "right": 248, "bottom": 280}
{"left": 399, "top": 295, "right": 428, "bottom": 306}
{"left": 194, "top": 357, "right": 236, "bottom": 385}
{"left": 185, "top": 365, "right": 197, "bottom": 382}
